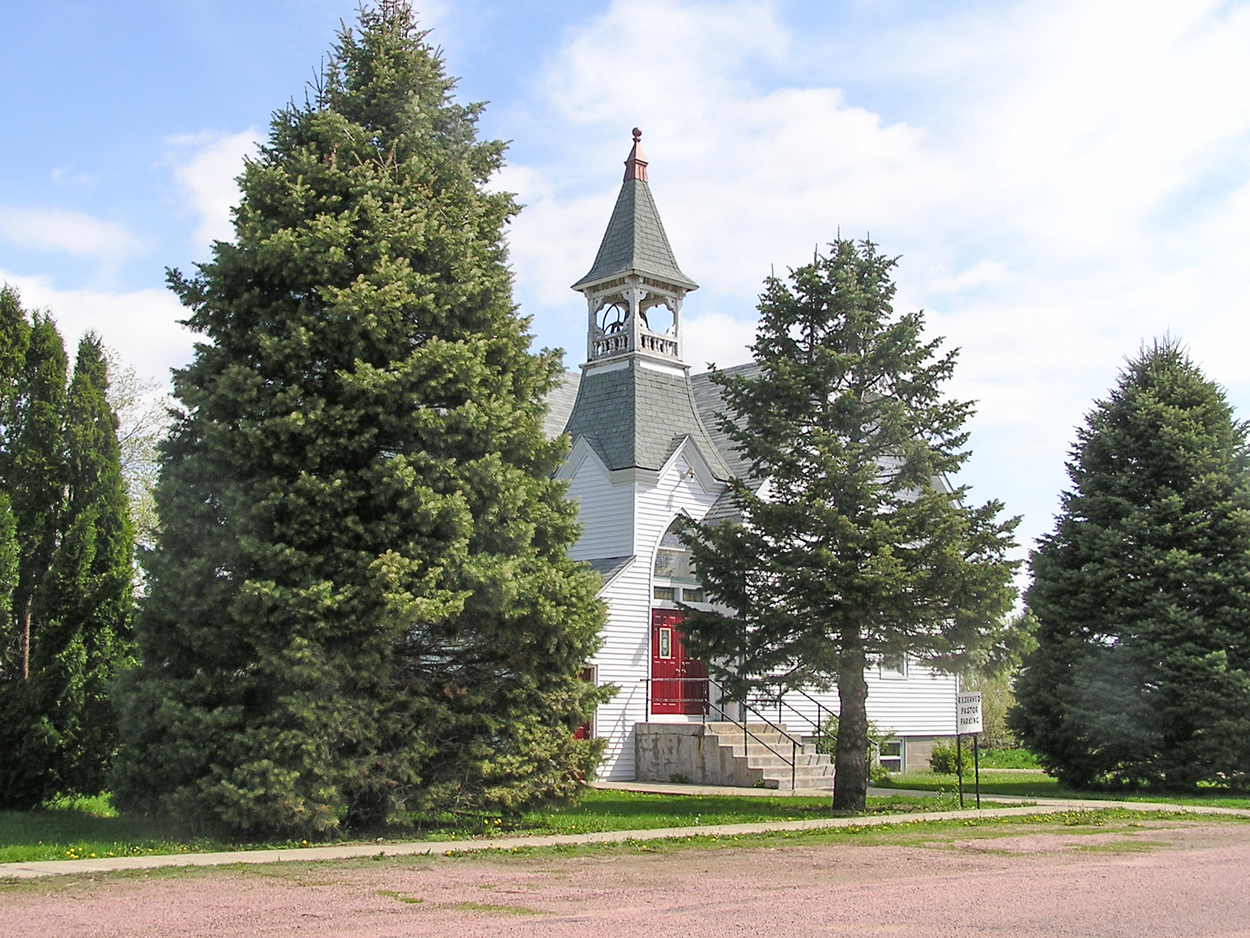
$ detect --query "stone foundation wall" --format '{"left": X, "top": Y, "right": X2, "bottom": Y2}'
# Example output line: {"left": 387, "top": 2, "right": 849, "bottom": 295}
{"left": 634, "top": 723, "right": 758, "bottom": 786}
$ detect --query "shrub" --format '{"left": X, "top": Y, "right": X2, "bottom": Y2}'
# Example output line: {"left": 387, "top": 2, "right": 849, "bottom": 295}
{"left": 929, "top": 740, "right": 965, "bottom": 775}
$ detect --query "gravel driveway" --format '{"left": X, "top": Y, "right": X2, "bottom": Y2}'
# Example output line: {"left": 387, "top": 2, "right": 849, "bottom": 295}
{"left": 3, "top": 820, "right": 1248, "bottom": 937}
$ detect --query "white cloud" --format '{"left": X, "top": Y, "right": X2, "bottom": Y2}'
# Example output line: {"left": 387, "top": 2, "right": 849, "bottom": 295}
{"left": 682, "top": 310, "right": 757, "bottom": 372}
{"left": 49, "top": 167, "right": 94, "bottom": 188}
{"left": 166, "top": 128, "right": 263, "bottom": 247}
{"left": 0, "top": 270, "right": 193, "bottom": 390}
{"left": 503, "top": 0, "right": 1250, "bottom": 556}
{"left": 0, "top": 207, "right": 145, "bottom": 261}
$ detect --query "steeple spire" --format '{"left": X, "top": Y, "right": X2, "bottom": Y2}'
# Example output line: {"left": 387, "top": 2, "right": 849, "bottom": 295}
{"left": 572, "top": 129, "right": 696, "bottom": 293}
{"left": 624, "top": 127, "right": 648, "bottom": 182}
{"left": 560, "top": 130, "right": 729, "bottom": 479}
{"left": 572, "top": 129, "right": 697, "bottom": 367}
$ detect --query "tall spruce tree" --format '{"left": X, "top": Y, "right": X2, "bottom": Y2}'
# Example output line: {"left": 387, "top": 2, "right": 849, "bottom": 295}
{"left": 112, "top": 3, "right": 605, "bottom": 838}
{"left": 681, "top": 239, "right": 1020, "bottom": 812}
{"left": 0, "top": 293, "right": 68, "bottom": 807}
{"left": 0, "top": 289, "right": 134, "bottom": 807}
{"left": 1011, "top": 340, "right": 1250, "bottom": 789}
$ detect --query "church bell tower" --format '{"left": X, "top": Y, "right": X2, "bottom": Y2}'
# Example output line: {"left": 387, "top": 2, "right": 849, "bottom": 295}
{"left": 571, "top": 128, "right": 699, "bottom": 370}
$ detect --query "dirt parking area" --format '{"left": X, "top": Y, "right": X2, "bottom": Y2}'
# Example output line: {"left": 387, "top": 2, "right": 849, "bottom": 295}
{"left": 3, "top": 820, "right": 1249, "bottom": 937}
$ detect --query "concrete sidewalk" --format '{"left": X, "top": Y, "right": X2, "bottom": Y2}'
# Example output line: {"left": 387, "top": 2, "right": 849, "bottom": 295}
{"left": 3, "top": 783, "right": 1247, "bottom": 881}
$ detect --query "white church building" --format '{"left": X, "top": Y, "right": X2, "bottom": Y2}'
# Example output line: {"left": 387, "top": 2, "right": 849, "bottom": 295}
{"left": 544, "top": 131, "right": 958, "bottom": 787}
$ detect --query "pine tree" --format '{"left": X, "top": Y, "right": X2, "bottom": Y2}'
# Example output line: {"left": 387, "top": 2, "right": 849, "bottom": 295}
{"left": 681, "top": 239, "right": 1020, "bottom": 812}
{"left": 0, "top": 495, "right": 16, "bottom": 659}
{"left": 112, "top": 3, "right": 605, "bottom": 838}
{"left": 0, "top": 293, "right": 69, "bottom": 807}
{"left": 1011, "top": 340, "right": 1250, "bottom": 789}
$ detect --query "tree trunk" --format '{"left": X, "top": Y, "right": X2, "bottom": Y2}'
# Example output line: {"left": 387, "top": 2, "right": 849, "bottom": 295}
{"left": 832, "top": 645, "right": 869, "bottom": 812}
{"left": 19, "top": 590, "right": 31, "bottom": 681}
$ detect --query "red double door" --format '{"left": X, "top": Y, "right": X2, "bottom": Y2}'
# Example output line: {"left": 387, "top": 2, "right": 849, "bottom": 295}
{"left": 650, "top": 609, "right": 708, "bottom": 715}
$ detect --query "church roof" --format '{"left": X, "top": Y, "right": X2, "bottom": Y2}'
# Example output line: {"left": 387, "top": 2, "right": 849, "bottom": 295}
{"left": 690, "top": 362, "right": 763, "bottom": 490}
{"left": 543, "top": 370, "right": 581, "bottom": 438}
{"left": 571, "top": 131, "right": 698, "bottom": 292}
{"left": 561, "top": 360, "right": 731, "bottom": 479}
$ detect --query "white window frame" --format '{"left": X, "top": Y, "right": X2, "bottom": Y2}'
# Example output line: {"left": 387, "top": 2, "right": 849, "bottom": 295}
{"left": 878, "top": 655, "right": 908, "bottom": 680}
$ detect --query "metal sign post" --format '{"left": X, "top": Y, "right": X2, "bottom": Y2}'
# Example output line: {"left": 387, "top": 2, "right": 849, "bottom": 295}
{"left": 955, "top": 731, "right": 963, "bottom": 807}
{"left": 956, "top": 691, "right": 984, "bottom": 810}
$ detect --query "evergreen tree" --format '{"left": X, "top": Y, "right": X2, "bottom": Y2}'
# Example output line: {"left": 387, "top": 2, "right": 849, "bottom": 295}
{"left": 7, "top": 313, "right": 68, "bottom": 684}
{"left": 0, "top": 286, "right": 29, "bottom": 464}
{"left": 112, "top": 3, "right": 605, "bottom": 838}
{"left": 681, "top": 239, "right": 1020, "bottom": 812}
{"left": 0, "top": 292, "right": 135, "bottom": 807}
{"left": 0, "top": 286, "right": 27, "bottom": 668}
{"left": 32, "top": 335, "right": 135, "bottom": 795}
{"left": 1011, "top": 340, "right": 1250, "bottom": 789}
{"left": 0, "top": 292, "right": 68, "bottom": 807}
{"left": 0, "top": 495, "right": 16, "bottom": 657}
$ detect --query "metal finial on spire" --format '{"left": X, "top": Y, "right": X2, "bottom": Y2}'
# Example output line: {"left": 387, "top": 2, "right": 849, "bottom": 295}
{"left": 624, "top": 127, "right": 648, "bottom": 182}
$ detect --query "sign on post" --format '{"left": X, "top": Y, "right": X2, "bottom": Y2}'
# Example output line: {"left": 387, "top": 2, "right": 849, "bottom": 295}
{"left": 957, "top": 691, "right": 983, "bottom": 735}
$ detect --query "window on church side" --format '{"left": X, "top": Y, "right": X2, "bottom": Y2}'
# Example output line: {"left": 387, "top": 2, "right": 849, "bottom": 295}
{"left": 879, "top": 655, "right": 908, "bottom": 679}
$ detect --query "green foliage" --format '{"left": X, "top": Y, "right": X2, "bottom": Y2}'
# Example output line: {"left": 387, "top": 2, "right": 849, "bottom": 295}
{"left": 928, "top": 740, "right": 964, "bottom": 774}
{"left": 681, "top": 239, "right": 1020, "bottom": 813}
{"left": 112, "top": 3, "right": 606, "bottom": 840}
{"left": 1011, "top": 339, "right": 1250, "bottom": 790}
{"left": 976, "top": 747, "right": 1039, "bottom": 769}
{"left": 104, "top": 350, "right": 169, "bottom": 554}
{"left": 960, "top": 661, "right": 1028, "bottom": 751}
{"left": 814, "top": 712, "right": 894, "bottom": 763}
{"left": 0, "top": 495, "right": 16, "bottom": 631}
{"left": 0, "top": 289, "right": 134, "bottom": 808}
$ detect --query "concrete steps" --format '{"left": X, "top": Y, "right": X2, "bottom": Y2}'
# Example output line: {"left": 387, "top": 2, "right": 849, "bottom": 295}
{"left": 704, "top": 722, "right": 834, "bottom": 792}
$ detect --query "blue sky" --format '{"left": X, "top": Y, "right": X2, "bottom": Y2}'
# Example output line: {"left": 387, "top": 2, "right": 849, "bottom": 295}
{"left": 4, "top": 0, "right": 1250, "bottom": 573}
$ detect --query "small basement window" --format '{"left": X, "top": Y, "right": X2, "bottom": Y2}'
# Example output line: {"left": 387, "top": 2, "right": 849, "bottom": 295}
{"left": 877, "top": 739, "right": 903, "bottom": 772}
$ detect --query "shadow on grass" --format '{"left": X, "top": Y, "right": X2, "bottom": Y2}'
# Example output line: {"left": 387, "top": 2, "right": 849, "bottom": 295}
{"left": 0, "top": 787, "right": 971, "bottom": 865}
{"left": 876, "top": 772, "right": 1250, "bottom": 809}
{"left": 0, "top": 800, "right": 224, "bottom": 864}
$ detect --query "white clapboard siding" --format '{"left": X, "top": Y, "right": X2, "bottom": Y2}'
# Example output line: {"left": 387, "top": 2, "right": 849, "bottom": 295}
{"left": 575, "top": 442, "right": 728, "bottom": 780}
{"left": 754, "top": 662, "right": 958, "bottom": 739}
{"left": 588, "top": 566, "right": 652, "bottom": 780}
{"left": 561, "top": 446, "right": 634, "bottom": 563}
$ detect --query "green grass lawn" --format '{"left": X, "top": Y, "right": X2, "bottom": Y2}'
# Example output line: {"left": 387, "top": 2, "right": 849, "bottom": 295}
{"left": 5, "top": 780, "right": 1246, "bottom": 867}
{"left": 0, "top": 788, "right": 965, "bottom": 865}
{"left": 972, "top": 748, "right": 1041, "bottom": 769}
{"left": 877, "top": 770, "right": 1250, "bottom": 809}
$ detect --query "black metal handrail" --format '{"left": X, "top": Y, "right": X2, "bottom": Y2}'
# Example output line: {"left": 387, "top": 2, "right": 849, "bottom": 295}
{"left": 642, "top": 678, "right": 799, "bottom": 790}
{"left": 748, "top": 683, "right": 890, "bottom": 764}
{"left": 745, "top": 684, "right": 831, "bottom": 748}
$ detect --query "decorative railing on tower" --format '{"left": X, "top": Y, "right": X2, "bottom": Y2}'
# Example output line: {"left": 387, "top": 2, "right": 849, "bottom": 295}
{"left": 587, "top": 276, "right": 683, "bottom": 363}
{"left": 638, "top": 329, "right": 678, "bottom": 358}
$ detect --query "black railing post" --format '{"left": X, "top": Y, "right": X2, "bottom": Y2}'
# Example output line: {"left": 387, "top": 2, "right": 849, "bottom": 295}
{"left": 791, "top": 739, "right": 797, "bottom": 791}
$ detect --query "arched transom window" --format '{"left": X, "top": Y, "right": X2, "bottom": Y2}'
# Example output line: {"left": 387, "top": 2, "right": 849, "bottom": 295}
{"left": 653, "top": 518, "right": 704, "bottom": 604}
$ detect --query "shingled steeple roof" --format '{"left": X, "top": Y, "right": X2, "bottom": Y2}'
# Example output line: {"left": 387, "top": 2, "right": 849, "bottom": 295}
{"left": 571, "top": 129, "right": 698, "bottom": 292}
